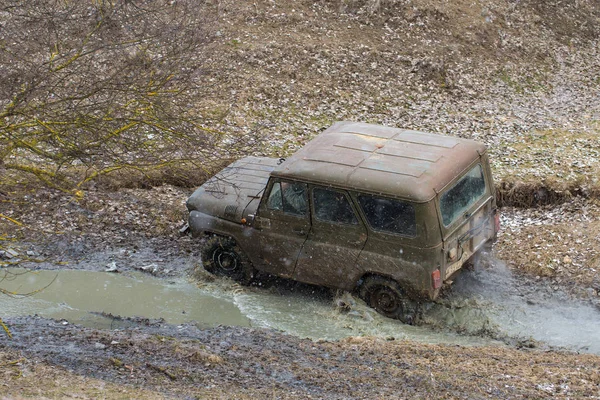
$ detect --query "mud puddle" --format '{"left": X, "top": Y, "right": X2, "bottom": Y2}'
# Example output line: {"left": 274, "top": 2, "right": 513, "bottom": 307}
{"left": 4, "top": 259, "right": 598, "bottom": 354}
{"left": 1, "top": 269, "right": 250, "bottom": 329}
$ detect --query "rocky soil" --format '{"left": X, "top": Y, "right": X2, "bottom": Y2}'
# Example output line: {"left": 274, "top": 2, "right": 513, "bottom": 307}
{"left": 2, "top": 0, "right": 600, "bottom": 398}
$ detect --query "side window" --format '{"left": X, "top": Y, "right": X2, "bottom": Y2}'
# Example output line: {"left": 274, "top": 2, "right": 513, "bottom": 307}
{"left": 358, "top": 194, "right": 416, "bottom": 237}
{"left": 267, "top": 181, "right": 283, "bottom": 211}
{"left": 266, "top": 180, "right": 308, "bottom": 216}
{"left": 313, "top": 187, "right": 358, "bottom": 225}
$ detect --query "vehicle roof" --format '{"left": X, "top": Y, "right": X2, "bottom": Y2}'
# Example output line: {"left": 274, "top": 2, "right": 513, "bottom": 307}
{"left": 271, "top": 121, "right": 487, "bottom": 202}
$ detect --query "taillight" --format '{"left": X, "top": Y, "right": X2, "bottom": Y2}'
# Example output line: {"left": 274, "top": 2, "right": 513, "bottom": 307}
{"left": 494, "top": 210, "right": 500, "bottom": 233}
{"left": 432, "top": 269, "right": 441, "bottom": 289}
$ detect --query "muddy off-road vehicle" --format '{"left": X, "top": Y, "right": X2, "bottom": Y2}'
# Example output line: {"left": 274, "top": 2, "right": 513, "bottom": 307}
{"left": 187, "top": 122, "right": 500, "bottom": 323}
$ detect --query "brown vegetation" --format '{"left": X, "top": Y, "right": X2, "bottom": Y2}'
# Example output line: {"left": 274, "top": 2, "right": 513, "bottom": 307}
{"left": 0, "top": 0, "right": 253, "bottom": 195}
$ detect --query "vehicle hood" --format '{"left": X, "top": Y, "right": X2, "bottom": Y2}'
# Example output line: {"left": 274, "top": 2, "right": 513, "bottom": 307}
{"left": 186, "top": 156, "right": 279, "bottom": 223}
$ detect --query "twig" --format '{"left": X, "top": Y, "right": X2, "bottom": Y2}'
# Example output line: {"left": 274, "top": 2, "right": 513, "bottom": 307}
{"left": 0, "top": 317, "right": 12, "bottom": 338}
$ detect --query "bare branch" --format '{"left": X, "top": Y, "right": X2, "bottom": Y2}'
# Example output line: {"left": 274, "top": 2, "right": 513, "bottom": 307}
{"left": 0, "top": 0, "right": 250, "bottom": 192}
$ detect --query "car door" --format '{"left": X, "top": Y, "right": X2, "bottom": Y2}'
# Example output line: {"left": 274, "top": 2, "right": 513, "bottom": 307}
{"left": 254, "top": 179, "right": 311, "bottom": 278}
{"left": 293, "top": 186, "right": 367, "bottom": 289}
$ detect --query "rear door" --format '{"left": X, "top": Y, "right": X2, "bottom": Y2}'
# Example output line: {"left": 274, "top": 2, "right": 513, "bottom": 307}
{"left": 438, "top": 162, "right": 496, "bottom": 278}
{"left": 293, "top": 186, "right": 367, "bottom": 289}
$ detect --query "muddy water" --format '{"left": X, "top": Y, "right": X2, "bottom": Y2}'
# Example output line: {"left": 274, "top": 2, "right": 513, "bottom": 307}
{"left": 2, "top": 269, "right": 250, "bottom": 329}
{"left": 3, "top": 268, "right": 495, "bottom": 348}
{"left": 3, "top": 261, "right": 599, "bottom": 354}
{"left": 232, "top": 285, "right": 496, "bottom": 346}
{"left": 427, "top": 256, "right": 600, "bottom": 354}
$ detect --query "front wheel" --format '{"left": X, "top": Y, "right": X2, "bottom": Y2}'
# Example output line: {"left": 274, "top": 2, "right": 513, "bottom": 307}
{"left": 201, "top": 235, "right": 254, "bottom": 285}
{"left": 359, "top": 276, "right": 420, "bottom": 324}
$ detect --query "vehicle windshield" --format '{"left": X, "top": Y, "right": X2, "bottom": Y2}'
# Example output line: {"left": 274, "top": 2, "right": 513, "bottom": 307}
{"left": 440, "top": 164, "right": 486, "bottom": 226}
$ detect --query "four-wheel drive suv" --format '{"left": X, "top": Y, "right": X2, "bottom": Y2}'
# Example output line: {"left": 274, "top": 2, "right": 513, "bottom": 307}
{"left": 186, "top": 121, "right": 500, "bottom": 323}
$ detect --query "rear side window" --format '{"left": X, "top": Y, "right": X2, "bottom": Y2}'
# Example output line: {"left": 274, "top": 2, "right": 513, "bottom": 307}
{"left": 358, "top": 195, "right": 416, "bottom": 236}
{"left": 313, "top": 187, "right": 358, "bottom": 225}
{"left": 440, "top": 164, "right": 486, "bottom": 226}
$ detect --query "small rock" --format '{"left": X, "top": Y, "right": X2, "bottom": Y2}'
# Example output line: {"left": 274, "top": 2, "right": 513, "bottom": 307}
{"left": 179, "top": 223, "right": 190, "bottom": 235}
{"left": 139, "top": 263, "right": 157, "bottom": 272}
{"left": 219, "top": 341, "right": 232, "bottom": 349}
{"left": 3, "top": 248, "right": 19, "bottom": 259}
{"left": 105, "top": 261, "right": 119, "bottom": 273}
{"left": 94, "top": 342, "right": 106, "bottom": 350}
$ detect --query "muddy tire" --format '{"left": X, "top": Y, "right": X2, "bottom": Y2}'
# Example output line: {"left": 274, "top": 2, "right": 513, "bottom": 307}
{"left": 201, "top": 235, "right": 254, "bottom": 285}
{"left": 359, "top": 276, "right": 419, "bottom": 324}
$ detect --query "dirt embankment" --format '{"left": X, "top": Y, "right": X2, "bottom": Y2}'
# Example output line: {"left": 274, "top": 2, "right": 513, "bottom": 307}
{"left": 2, "top": 0, "right": 600, "bottom": 398}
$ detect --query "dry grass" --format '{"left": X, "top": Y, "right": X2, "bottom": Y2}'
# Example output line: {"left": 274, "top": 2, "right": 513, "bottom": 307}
{"left": 495, "top": 179, "right": 577, "bottom": 208}
{"left": 340, "top": 337, "right": 600, "bottom": 399}
{"left": 0, "top": 349, "right": 265, "bottom": 399}
{"left": 87, "top": 159, "right": 234, "bottom": 191}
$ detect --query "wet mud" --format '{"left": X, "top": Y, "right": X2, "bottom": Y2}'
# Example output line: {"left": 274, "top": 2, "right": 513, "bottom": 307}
{"left": 3, "top": 247, "right": 600, "bottom": 398}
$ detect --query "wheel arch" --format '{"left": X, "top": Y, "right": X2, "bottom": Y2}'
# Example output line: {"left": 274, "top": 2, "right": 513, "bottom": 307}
{"left": 189, "top": 210, "right": 258, "bottom": 261}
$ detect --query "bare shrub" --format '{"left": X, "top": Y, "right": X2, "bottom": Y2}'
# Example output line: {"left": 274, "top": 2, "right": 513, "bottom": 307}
{"left": 0, "top": 0, "right": 250, "bottom": 194}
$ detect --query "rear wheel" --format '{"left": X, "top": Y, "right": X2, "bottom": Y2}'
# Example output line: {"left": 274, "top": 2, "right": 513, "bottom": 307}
{"left": 201, "top": 235, "right": 254, "bottom": 285}
{"left": 359, "top": 276, "right": 419, "bottom": 324}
